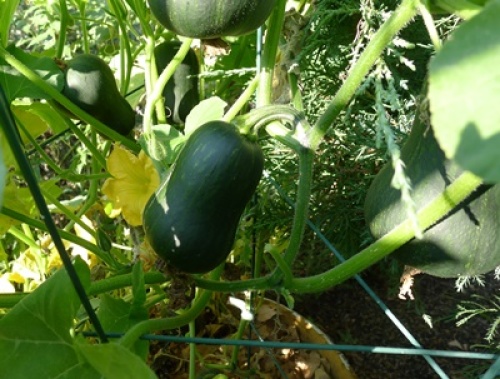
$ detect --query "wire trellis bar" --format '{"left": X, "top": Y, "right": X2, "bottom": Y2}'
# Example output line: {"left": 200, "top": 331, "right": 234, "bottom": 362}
{"left": 83, "top": 332, "right": 498, "bottom": 361}
{"left": 482, "top": 356, "right": 500, "bottom": 379}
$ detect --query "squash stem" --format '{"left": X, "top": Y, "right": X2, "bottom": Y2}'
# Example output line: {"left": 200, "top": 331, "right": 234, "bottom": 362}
{"left": 309, "top": 0, "right": 419, "bottom": 150}
{"left": 223, "top": 75, "right": 260, "bottom": 125}
{"left": 195, "top": 172, "right": 484, "bottom": 294}
{"left": 143, "top": 38, "right": 193, "bottom": 133}
{"left": 42, "top": 189, "right": 96, "bottom": 237}
{"left": 78, "top": 1, "right": 90, "bottom": 54}
{"left": 0, "top": 271, "right": 168, "bottom": 308}
{"left": 119, "top": 265, "right": 223, "bottom": 349}
{"left": 287, "top": 171, "right": 483, "bottom": 293}
{"left": 63, "top": 131, "right": 100, "bottom": 232}
{"left": 188, "top": 321, "right": 197, "bottom": 379}
{"left": 193, "top": 275, "right": 272, "bottom": 293}
{"left": 235, "top": 104, "right": 307, "bottom": 150}
{"left": 108, "top": 0, "right": 134, "bottom": 94}
{"left": 256, "top": 0, "right": 287, "bottom": 107}
{"left": 229, "top": 319, "right": 249, "bottom": 370}
{"left": 418, "top": 2, "right": 442, "bottom": 51}
{"left": 281, "top": 148, "right": 314, "bottom": 267}
{"left": 7, "top": 226, "right": 40, "bottom": 251}
{"left": 55, "top": 0, "right": 68, "bottom": 59}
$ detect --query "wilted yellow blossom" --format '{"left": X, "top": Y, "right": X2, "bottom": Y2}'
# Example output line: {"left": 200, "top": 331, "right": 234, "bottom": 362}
{"left": 102, "top": 145, "right": 160, "bottom": 226}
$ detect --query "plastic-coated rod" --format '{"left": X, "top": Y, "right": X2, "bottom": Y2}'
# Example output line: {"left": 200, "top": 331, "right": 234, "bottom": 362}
{"left": 481, "top": 355, "right": 500, "bottom": 379}
{"left": 0, "top": 85, "right": 108, "bottom": 343}
{"left": 83, "top": 332, "right": 498, "bottom": 361}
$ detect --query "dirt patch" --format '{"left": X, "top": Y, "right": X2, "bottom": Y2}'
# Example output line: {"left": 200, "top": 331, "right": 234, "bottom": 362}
{"left": 294, "top": 264, "right": 499, "bottom": 379}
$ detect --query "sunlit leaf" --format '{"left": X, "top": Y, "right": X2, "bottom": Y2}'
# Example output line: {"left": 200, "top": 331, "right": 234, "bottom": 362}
{"left": 97, "top": 293, "right": 149, "bottom": 359}
{"left": 0, "top": 257, "right": 156, "bottom": 379}
{"left": 11, "top": 104, "right": 50, "bottom": 141}
{"left": 429, "top": 0, "right": 500, "bottom": 183}
{"left": 139, "top": 123, "right": 186, "bottom": 172}
{"left": 0, "top": 258, "right": 90, "bottom": 378}
{"left": 0, "top": 178, "right": 62, "bottom": 234}
{"left": 77, "top": 341, "right": 157, "bottom": 379}
{"left": 184, "top": 96, "right": 227, "bottom": 135}
{"left": 14, "top": 102, "right": 69, "bottom": 135}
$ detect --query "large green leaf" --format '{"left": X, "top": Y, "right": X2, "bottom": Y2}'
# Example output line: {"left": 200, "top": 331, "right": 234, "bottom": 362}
{"left": 97, "top": 294, "right": 149, "bottom": 359}
{"left": 97, "top": 262, "right": 149, "bottom": 360}
{"left": 0, "top": 258, "right": 90, "bottom": 378}
{"left": 140, "top": 124, "right": 186, "bottom": 175}
{"left": 13, "top": 102, "right": 69, "bottom": 135}
{"left": 0, "top": 178, "right": 63, "bottom": 235}
{"left": 184, "top": 96, "right": 227, "bottom": 135}
{"left": 0, "top": 44, "right": 64, "bottom": 101}
{"left": 77, "top": 342, "right": 157, "bottom": 379}
{"left": 429, "top": 0, "right": 500, "bottom": 183}
{"left": 0, "top": 258, "right": 157, "bottom": 379}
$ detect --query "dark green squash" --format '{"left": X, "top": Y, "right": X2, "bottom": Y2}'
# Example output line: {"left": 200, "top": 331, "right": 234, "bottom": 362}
{"left": 154, "top": 40, "right": 199, "bottom": 125}
{"left": 143, "top": 121, "right": 264, "bottom": 274}
{"left": 59, "top": 54, "right": 135, "bottom": 136}
{"left": 364, "top": 93, "right": 500, "bottom": 278}
{"left": 147, "top": 0, "right": 277, "bottom": 39}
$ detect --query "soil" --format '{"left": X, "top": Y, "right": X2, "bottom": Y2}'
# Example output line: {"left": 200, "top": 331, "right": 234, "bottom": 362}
{"left": 293, "top": 263, "right": 500, "bottom": 379}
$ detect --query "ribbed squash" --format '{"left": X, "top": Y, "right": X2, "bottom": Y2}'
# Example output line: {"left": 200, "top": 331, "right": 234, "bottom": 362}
{"left": 148, "top": 0, "right": 277, "bottom": 39}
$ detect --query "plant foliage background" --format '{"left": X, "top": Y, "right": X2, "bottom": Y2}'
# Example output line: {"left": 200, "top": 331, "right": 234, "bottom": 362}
{"left": 0, "top": 0, "right": 499, "bottom": 378}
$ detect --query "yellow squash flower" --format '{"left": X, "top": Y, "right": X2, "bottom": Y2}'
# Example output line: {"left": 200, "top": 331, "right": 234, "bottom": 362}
{"left": 102, "top": 145, "right": 160, "bottom": 226}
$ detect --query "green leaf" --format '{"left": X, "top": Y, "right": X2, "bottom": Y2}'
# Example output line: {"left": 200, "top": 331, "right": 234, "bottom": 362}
{"left": 139, "top": 124, "right": 186, "bottom": 174}
{"left": 184, "top": 96, "right": 227, "bottom": 135}
{"left": 131, "top": 261, "right": 147, "bottom": 313}
{"left": 429, "top": 0, "right": 500, "bottom": 183}
{"left": 12, "top": 104, "right": 51, "bottom": 141}
{"left": 77, "top": 341, "right": 157, "bottom": 379}
{"left": 0, "top": 44, "right": 64, "bottom": 101}
{"left": 0, "top": 258, "right": 91, "bottom": 379}
{"left": 97, "top": 294, "right": 149, "bottom": 359}
{"left": 14, "top": 102, "right": 69, "bottom": 135}
{"left": 0, "top": 178, "right": 63, "bottom": 234}
{"left": 0, "top": 258, "right": 156, "bottom": 379}
{"left": 97, "top": 294, "right": 133, "bottom": 333}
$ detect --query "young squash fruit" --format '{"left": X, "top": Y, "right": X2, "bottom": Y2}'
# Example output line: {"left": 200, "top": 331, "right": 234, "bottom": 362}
{"left": 154, "top": 40, "right": 199, "bottom": 125}
{"left": 143, "top": 121, "right": 264, "bottom": 274}
{"left": 58, "top": 54, "right": 135, "bottom": 136}
{"left": 364, "top": 92, "right": 500, "bottom": 278}
{"left": 147, "top": 0, "right": 277, "bottom": 39}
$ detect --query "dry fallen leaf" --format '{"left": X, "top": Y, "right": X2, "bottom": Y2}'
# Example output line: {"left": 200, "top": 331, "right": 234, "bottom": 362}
{"left": 257, "top": 304, "right": 277, "bottom": 322}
